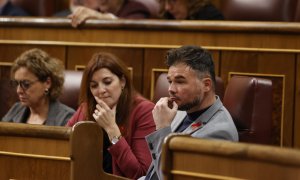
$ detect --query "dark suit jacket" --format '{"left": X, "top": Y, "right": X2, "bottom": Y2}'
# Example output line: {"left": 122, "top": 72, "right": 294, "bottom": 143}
{"left": 0, "top": 1, "right": 29, "bottom": 16}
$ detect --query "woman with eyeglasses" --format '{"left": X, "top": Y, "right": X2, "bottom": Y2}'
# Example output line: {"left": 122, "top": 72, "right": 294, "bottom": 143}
{"left": 2, "top": 48, "right": 75, "bottom": 126}
{"left": 159, "top": 0, "right": 224, "bottom": 20}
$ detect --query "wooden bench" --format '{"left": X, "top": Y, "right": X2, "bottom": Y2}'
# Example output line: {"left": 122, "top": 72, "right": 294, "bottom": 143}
{"left": 0, "top": 121, "right": 128, "bottom": 180}
{"left": 0, "top": 17, "right": 299, "bottom": 147}
{"left": 162, "top": 134, "right": 300, "bottom": 180}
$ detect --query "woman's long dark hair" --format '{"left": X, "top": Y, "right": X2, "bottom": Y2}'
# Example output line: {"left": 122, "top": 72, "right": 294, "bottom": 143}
{"left": 79, "top": 52, "right": 133, "bottom": 135}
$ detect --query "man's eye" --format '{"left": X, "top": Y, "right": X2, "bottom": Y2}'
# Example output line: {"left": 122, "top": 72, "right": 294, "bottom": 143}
{"left": 175, "top": 81, "right": 184, "bottom": 84}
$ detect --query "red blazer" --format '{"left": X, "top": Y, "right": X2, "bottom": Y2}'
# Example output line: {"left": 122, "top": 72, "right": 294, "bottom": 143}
{"left": 67, "top": 95, "right": 155, "bottom": 179}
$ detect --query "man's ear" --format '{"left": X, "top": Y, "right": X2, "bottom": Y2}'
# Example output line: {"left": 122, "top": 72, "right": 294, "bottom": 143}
{"left": 203, "top": 78, "right": 212, "bottom": 92}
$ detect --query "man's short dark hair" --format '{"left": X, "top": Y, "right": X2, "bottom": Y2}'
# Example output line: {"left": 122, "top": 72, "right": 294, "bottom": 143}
{"left": 165, "top": 45, "right": 216, "bottom": 88}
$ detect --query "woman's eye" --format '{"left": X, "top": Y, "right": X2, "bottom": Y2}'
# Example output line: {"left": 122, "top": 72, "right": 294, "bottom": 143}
{"left": 90, "top": 83, "right": 98, "bottom": 89}
{"left": 22, "top": 82, "right": 31, "bottom": 89}
{"left": 103, "top": 80, "right": 112, "bottom": 85}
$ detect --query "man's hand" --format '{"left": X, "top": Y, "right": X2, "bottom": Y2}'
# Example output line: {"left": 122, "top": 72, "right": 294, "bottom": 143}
{"left": 152, "top": 97, "right": 178, "bottom": 130}
{"left": 69, "top": 6, "right": 117, "bottom": 28}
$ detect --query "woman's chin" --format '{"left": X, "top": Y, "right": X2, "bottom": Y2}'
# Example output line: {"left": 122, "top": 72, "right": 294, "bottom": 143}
{"left": 20, "top": 101, "right": 29, "bottom": 106}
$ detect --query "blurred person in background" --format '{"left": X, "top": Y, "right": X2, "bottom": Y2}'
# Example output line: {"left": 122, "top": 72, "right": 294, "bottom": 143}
{"left": 55, "top": 0, "right": 152, "bottom": 27}
{"left": 0, "top": 0, "right": 29, "bottom": 16}
{"left": 158, "top": 0, "right": 224, "bottom": 20}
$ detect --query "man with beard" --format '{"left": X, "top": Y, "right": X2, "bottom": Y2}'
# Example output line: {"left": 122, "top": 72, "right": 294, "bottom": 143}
{"left": 141, "top": 45, "right": 238, "bottom": 180}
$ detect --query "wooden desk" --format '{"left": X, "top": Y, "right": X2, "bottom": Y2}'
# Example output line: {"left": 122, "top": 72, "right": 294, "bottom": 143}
{"left": 0, "top": 17, "right": 299, "bottom": 148}
{"left": 0, "top": 121, "right": 128, "bottom": 180}
{"left": 162, "top": 134, "right": 300, "bottom": 180}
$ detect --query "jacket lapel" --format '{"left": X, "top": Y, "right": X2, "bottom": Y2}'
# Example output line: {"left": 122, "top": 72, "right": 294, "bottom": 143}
{"left": 171, "top": 111, "right": 187, "bottom": 132}
{"left": 183, "top": 96, "right": 222, "bottom": 134}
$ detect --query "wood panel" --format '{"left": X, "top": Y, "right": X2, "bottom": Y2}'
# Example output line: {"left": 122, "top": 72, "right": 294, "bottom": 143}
{"left": 0, "top": 155, "right": 70, "bottom": 180}
{"left": 0, "top": 136, "right": 69, "bottom": 156}
{"left": 0, "top": 122, "right": 129, "bottom": 180}
{"left": 143, "top": 49, "right": 167, "bottom": 97}
{"left": 0, "top": 18, "right": 299, "bottom": 148}
{"left": 66, "top": 46, "right": 144, "bottom": 93}
{"left": 2, "top": 27, "right": 299, "bottom": 50}
{"left": 1, "top": 18, "right": 300, "bottom": 50}
{"left": 295, "top": 54, "right": 300, "bottom": 148}
{"left": 0, "top": 122, "right": 71, "bottom": 180}
{"left": 162, "top": 135, "right": 300, "bottom": 180}
{"left": 211, "top": 0, "right": 221, "bottom": 9}
{"left": 220, "top": 51, "right": 296, "bottom": 147}
{"left": 0, "top": 44, "right": 66, "bottom": 79}
{"left": 0, "top": 44, "right": 65, "bottom": 64}
{"left": 143, "top": 48, "right": 220, "bottom": 98}
{"left": 0, "top": 41, "right": 297, "bottom": 148}
{"left": 0, "top": 63, "right": 12, "bottom": 80}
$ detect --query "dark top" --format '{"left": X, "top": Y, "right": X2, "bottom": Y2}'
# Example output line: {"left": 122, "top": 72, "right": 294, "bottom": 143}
{"left": 175, "top": 106, "right": 210, "bottom": 132}
{"left": 164, "top": 4, "right": 224, "bottom": 20}
{"left": 53, "top": 9, "right": 71, "bottom": 17}
{"left": 0, "top": 1, "right": 29, "bottom": 16}
{"left": 2, "top": 100, "right": 75, "bottom": 126}
{"left": 103, "top": 132, "right": 112, "bottom": 173}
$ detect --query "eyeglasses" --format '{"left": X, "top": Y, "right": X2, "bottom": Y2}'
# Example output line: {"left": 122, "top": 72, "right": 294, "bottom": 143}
{"left": 10, "top": 79, "right": 39, "bottom": 90}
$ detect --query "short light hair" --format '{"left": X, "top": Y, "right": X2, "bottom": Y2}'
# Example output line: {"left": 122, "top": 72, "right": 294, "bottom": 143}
{"left": 11, "top": 48, "right": 65, "bottom": 101}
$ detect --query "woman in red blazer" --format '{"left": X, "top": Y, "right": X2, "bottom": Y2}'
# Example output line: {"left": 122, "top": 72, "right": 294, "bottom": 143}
{"left": 67, "top": 52, "right": 155, "bottom": 179}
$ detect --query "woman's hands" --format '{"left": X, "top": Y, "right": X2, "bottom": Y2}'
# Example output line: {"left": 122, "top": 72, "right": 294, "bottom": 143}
{"left": 93, "top": 96, "right": 121, "bottom": 141}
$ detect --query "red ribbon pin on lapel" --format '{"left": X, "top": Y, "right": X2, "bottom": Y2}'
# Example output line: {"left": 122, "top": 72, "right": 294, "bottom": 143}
{"left": 191, "top": 122, "right": 202, "bottom": 130}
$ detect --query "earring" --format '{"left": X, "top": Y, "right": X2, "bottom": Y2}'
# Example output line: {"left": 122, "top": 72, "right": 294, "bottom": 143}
{"left": 44, "top": 88, "right": 49, "bottom": 95}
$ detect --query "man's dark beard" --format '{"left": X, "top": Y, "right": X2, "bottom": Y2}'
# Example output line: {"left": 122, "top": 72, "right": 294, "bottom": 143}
{"left": 178, "top": 96, "right": 201, "bottom": 111}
